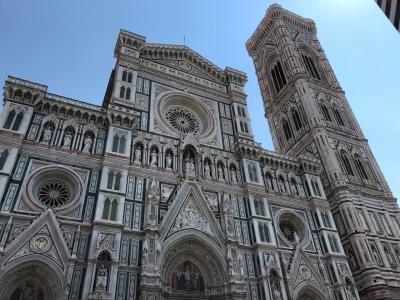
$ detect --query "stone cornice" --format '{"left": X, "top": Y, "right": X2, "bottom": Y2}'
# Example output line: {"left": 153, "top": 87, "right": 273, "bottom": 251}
{"left": 246, "top": 4, "right": 316, "bottom": 56}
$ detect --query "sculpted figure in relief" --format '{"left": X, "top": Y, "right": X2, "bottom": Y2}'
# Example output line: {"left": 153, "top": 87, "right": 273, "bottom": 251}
{"left": 150, "top": 149, "right": 158, "bottom": 167}
{"left": 134, "top": 145, "right": 142, "bottom": 163}
{"left": 82, "top": 135, "right": 93, "bottom": 153}
{"left": 42, "top": 125, "right": 52, "bottom": 144}
{"left": 95, "top": 265, "right": 108, "bottom": 291}
{"left": 62, "top": 131, "right": 73, "bottom": 149}
{"left": 230, "top": 167, "right": 237, "bottom": 183}
{"left": 217, "top": 164, "right": 224, "bottom": 180}
{"left": 165, "top": 152, "right": 173, "bottom": 169}
{"left": 204, "top": 161, "right": 212, "bottom": 179}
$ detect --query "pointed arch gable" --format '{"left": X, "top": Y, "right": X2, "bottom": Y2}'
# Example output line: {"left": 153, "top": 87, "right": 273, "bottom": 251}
{"left": 289, "top": 247, "right": 328, "bottom": 300}
{"left": 0, "top": 210, "right": 70, "bottom": 274}
{"left": 159, "top": 180, "right": 226, "bottom": 251}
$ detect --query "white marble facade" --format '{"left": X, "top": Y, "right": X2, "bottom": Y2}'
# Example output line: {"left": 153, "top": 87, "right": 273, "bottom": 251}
{"left": 0, "top": 5, "right": 396, "bottom": 300}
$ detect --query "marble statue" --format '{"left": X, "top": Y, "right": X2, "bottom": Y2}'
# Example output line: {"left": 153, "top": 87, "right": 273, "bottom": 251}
{"left": 165, "top": 152, "right": 173, "bottom": 169}
{"left": 150, "top": 149, "right": 158, "bottom": 167}
{"left": 95, "top": 265, "right": 108, "bottom": 291}
{"left": 82, "top": 135, "right": 93, "bottom": 153}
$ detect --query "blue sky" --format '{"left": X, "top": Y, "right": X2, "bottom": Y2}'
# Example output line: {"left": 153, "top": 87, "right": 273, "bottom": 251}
{"left": 0, "top": 0, "right": 399, "bottom": 200}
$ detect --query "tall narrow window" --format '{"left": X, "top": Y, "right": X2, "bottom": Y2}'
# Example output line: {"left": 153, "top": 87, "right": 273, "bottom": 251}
{"left": 110, "top": 200, "right": 118, "bottom": 221}
{"left": 102, "top": 198, "right": 111, "bottom": 219}
{"left": 320, "top": 104, "right": 332, "bottom": 122}
{"left": 266, "top": 173, "right": 275, "bottom": 191}
{"left": 125, "top": 88, "right": 131, "bottom": 100}
{"left": 340, "top": 153, "right": 355, "bottom": 176}
{"left": 290, "top": 178, "right": 299, "bottom": 195}
{"left": 127, "top": 72, "right": 133, "bottom": 83}
{"left": 241, "top": 107, "right": 246, "bottom": 118}
{"left": 112, "top": 135, "right": 120, "bottom": 152}
{"left": 3, "top": 110, "right": 15, "bottom": 129}
{"left": 118, "top": 136, "right": 126, "bottom": 154}
{"left": 282, "top": 120, "right": 293, "bottom": 141}
{"left": 119, "top": 86, "right": 125, "bottom": 98}
{"left": 271, "top": 61, "right": 287, "bottom": 93}
{"left": 302, "top": 54, "right": 321, "bottom": 80}
{"left": 333, "top": 108, "right": 345, "bottom": 126}
{"left": 292, "top": 109, "right": 303, "bottom": 131}
{"left": 114, "top": 172, "right": 121, "bottom": 190}
{"left": 12, "top": 112, "right": 23, "bottom": 131}
{"left": 243, "top": 122, "right": 249, "bottom": 134}
{"left": 311, "top": 179, "right": 322, "bottom": 197}
{"left": 107, "top": 171, "right": 114, "bottom": 189}
{"left": 259, "top": 223, "right": 265, "bottom": 242}
{"left": 0, "top": 149, "right": 9, "bottom": 170}
{"left": 354, "top": 157, "right": 369, "bottom": 180}
{"left": 122, "top": 70, "right": 127, "bottom": 82}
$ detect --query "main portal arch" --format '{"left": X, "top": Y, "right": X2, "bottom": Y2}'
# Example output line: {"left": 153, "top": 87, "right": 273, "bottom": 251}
{"left": 159, "top": 230, "right": 228, "bottom": 299}
{"left": 0, "top": 259, "right": 64, "bottom": 300}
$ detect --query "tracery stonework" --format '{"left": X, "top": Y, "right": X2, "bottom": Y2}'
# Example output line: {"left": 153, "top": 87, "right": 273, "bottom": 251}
{"left": 0, "top": 5, "right": 396, "bottom": 300}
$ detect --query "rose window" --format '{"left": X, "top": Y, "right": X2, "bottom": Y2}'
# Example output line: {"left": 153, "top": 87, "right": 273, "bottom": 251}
{"left": 165, "top": 107, "right": 200, "bottom": 134}
{"left": 24, "top": 165, "right": 84, "bottom": 213}
{"left": 154, "top": 92, "right": 216, "bottom": 141}
{"left": 37, "top": 180, "right": 71, "bottom": 208}
{"left": 279, "top": 221, "right": 299, "bottom": 243}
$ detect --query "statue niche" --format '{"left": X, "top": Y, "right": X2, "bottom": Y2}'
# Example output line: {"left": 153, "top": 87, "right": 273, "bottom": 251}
{"left": 171, "top": 261, "right": 205, "bottom": 293}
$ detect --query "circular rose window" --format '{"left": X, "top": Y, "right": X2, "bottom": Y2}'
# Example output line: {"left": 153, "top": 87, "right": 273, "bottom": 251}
{"left": 24, "top": 165, "right": 84, "bottom": 213}
{"left": 165, "top": 106, "right": 200, "bottom": 134}
{"left": 277, "top": 211, "right": 309, "bottom": 245}
{"left": 154, "top": 91, "right": 216, "bottom": 140}
{"left": 279, "top": 221, "right": 300, "bottom": 243}
{"left": 37, "top": 180, "right": 71, "bottom": 208}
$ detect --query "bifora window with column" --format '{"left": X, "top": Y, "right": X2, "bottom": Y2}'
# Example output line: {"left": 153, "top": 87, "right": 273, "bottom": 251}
{"left": 271, "top": 61, "right": 287, "bottom": 94}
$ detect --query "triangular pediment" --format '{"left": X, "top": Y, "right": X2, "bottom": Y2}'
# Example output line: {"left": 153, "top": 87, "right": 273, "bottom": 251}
{"left": 141, "top": 44, "right": 227, "bottom": 84}
{"left": 288, "top": 246, "right": 327, "bottom": 297}
{"left": 0, "top": 210, "right": 71, "bottom": 272}
{"left": 160, "top": 180, "right": 225, "bottom": 248}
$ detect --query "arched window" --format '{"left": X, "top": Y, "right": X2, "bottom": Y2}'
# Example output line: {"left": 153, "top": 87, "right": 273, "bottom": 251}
{"left": 125, "top": 87, "right": 131, "bottom": 100}
{"left": 340, "top": 152, "right": 355, "bottom": 176}
{"left": 12, "top": 111, "right": 24, "bottom": 131}
{"left": 282, "top": 119, "right": 293, "bottom": 141}
{"left": 258, "top": 222, "right": 264, "bottom": 242}
{"left": 114, "top": 172, "right": 121, "bottom": 190}
{"left": 248, "top": 162, "right": 258, "bottom": 182}
{"left": 290, "top": 178, "right": 299, "bottom": 195}
{"left": 333, "top": 108, "right": 345, "bottom": 126}
{"left": 243, "top": 122, "right": 249, "bottom": 133}
{"left": 102, "top": 198, "right": 111, "bottom": 219}
{"left": 354, "top": 156, "right": 369, "bottom": 180}
{"left": 301, "top": 54, "right": 321, "bottom": 80}
{"left": 271, "top": 61, "right": 287, "bottom": 93}
{"left": 119, "top": 86, "right": 125, "bottom": 98}
{"left": 0, "top": 149, "right": 9, "bottom": 170}
{"left": 311, "top": 179, "right": 322, "bottom": 197}
{"left": 107, "top": 171, "right": 114, "bottom": 189}
{"left": 118, "top": 135, "right": 126, "bottom": 154}
{"left": 112, "top": 135, "right": 120, "bottom": 152}
{"left": 278, "top": 175, "right": 286, "bottom": 193}
{"left": 122, "top": 70, "right": 127, "bottom": 82}
{"left": 291, "top": 109, "right": 303, "bottom": 131}
{"left": 127, "top": 72, "right": 133, "bottom": 83}
{"left": 110, "top": 200, "right": 118, "bottom": 221}
{"left": 266, "top": 172, "right": 275, "bottom": 191}
{"left": 3, "top": 110, "right": 15, "bottom": 129}
{"left": 239, "top": 121, "right": 244, "bottom": 132}
{"left": 320, "top": 104, "right": 332, "bottom": 122}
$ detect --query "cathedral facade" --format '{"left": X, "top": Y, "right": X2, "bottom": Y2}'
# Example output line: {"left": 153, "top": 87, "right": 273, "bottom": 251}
{"left": 0, "top": 4, "right": 398, "bottom": 300}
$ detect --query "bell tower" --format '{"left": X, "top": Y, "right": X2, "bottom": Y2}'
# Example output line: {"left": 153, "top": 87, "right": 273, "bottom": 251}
{"left": 247, "top": 5, "right": 400, "bottom": 299}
